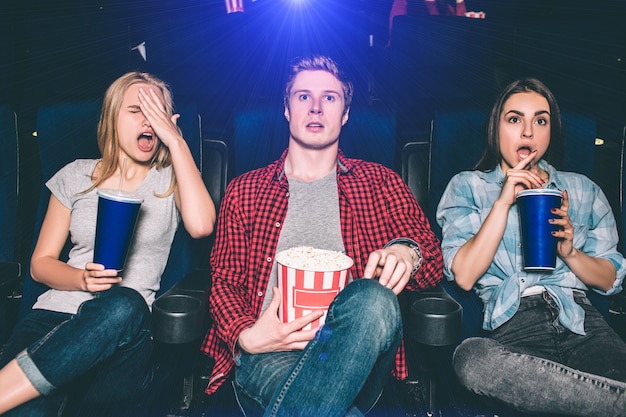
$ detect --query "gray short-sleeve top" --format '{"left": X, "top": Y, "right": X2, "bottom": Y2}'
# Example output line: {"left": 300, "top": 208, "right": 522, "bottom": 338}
{"left": 33, "top": 159, "right": 179, "bottom": 314}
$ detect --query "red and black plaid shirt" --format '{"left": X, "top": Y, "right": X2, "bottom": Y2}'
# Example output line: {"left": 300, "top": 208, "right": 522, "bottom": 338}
{"left": 201, "top": 149, "right": 443, "bottom": 394}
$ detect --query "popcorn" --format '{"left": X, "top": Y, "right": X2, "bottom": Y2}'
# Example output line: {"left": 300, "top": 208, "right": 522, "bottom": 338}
{"left": 275, "top": 246, "right": 353, "bottom": 271}
{"left": 276, "top": 247, "right": 353, "bottom": 330}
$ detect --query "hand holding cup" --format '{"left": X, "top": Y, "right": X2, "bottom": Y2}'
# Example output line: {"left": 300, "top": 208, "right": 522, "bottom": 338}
{"left": 82, "top": 261, "right": 122, "bottom": 292}
{"left": 517, "top": 188, "right": 563, "bottom": 271}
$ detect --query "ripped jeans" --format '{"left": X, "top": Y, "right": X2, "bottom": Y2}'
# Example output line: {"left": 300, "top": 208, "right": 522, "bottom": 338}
{"left": 454, "top": 291, "right": 626, "bottom": 416}
{"left": 0, "top": 286, "right": 154, "bottom": 417}
{"left": 233, "top": 279, "right": 403, "bottom": 417}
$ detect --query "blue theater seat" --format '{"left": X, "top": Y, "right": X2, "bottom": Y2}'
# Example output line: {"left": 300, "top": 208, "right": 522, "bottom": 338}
{"left": 17, "top": 99, "right": 102, "bottom": 319}
{"left": 0, "top": 105, "right": 19, "bottom": 265}
{"left": 12, "top": 100, "right": 222, "bottom": 416}
{"left": 402, "top": 108, "right": 608, "bottom": 414}
{"left": 0, "top": 104, "right": 20, "bottom": 344}
{"left": 18, "top": 101, "right": 208, "bottom": 317}
{"left": 232, "top": 106, "right": 397, "bottom": 177}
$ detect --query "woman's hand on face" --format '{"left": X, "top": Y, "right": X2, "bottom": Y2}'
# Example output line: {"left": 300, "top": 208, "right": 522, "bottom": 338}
{"left": 82, "top": 262, "right": 122, "bottom": 293}
{"left": 551, "top": 189, "right": 575, "bottom": 259}
{"left": 498, "top": 150, "right": 545, "bottom": 207}
{"left": 137, "top": 87, "right": 182, "bottom": 148}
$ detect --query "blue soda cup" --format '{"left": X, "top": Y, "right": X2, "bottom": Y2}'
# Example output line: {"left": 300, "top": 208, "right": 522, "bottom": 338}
{"left": 93, "top": 189, "right": 143, "bottom": 271}
{"left": 516, "top": 189, "right": 563, "bottom": 271}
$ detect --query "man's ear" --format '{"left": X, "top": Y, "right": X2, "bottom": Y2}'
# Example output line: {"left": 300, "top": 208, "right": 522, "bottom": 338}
{"left": 284, "top": 106, "right": 290, "bottom": 122}
{"left": 341, "top": 108, "right": 350, "bottom": 126}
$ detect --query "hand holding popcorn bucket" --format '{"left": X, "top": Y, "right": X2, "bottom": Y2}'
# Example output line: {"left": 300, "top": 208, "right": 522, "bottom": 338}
{"left": 276, "top": 247, "right": 353, "bottom": 331}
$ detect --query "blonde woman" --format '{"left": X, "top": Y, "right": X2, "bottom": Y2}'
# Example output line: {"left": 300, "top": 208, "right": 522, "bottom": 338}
{"left": 0, "top": 72, "right": 215, "bottom": 416}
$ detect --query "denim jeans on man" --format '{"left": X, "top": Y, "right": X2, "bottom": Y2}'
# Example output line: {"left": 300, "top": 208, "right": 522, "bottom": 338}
{"left": 233, "top": 279, "right": 403, "bottom": 417}
{"left": 0, "top": 286, "right": 154, "bottom": 417}
{"left": 454, "top": 291, "right": 626, "bottom": 416}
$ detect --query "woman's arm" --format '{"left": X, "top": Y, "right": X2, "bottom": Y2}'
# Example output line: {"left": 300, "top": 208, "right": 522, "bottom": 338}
{"left": 139, "top": 87, "right": 216, "bottom": 238}
{"left": 449, "top": 152, "right": 544, "bottom": 290}
{"left": 168, "top": 137, "right": 216, "bottom": 237}
{"left": 450, "top": 199, "right": 510, "bottom": 290}
{"left": 30, "top": 195, "right": 121, "bottom": 291}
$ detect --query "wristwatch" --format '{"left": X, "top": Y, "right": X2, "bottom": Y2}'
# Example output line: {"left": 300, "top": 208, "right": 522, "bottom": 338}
{"left": 384, "top": 238, "right": 422, "bottom": 274}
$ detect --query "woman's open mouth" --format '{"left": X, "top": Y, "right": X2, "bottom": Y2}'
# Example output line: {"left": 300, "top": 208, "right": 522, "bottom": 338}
{"left": 138, "top": 132, "right": 154, "bottom": 152}
{"left": 517, "top": 146, "right": 532, "bottom": 160}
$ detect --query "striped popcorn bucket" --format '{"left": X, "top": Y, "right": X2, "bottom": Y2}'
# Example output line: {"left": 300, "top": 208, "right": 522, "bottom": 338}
{"left": 277, "top": 251, "right": 353, "bottom": 331}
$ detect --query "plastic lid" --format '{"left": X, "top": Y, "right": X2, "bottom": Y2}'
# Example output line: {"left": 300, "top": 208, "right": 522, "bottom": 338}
{"left": 517, "top": 189, "right": 562, "bottom": 199}
{"left": 97, "top": 189, "right": 143, "bottom": 204}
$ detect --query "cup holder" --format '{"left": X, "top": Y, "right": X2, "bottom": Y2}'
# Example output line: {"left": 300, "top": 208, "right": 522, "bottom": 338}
{"left": 409, "top": 296, "right": 462, "bottom": 346}
{"left": 154, "top": 294, "right": 201, "bottom": 315}
{"left": 152, "top": 294, "right": 204, "bottom": 344}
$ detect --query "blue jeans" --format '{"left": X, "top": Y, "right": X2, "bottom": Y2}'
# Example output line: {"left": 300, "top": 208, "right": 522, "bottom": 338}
{"left": 454, "top": 291, "right": 626, "bottom": 416}
{"left": 233, "top": 279, "right": 402, "bottom": 417}
{"left": 0, "top": 286, "right": 154, "bottom": 417}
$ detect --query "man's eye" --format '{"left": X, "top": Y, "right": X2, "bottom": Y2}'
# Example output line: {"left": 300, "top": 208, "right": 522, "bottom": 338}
{"left": 323, "top": 95, "right": 335, "bottom": 102}
{"left": 299, "top": 94, "right": 309, "bottom": 101}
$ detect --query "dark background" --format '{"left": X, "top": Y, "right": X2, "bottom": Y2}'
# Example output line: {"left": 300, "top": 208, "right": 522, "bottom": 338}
{"left": 3, "top": 1, "right": 625, "bottom": 135}
{"left": 2, "top": 0, "right": 626, "bottom": 260}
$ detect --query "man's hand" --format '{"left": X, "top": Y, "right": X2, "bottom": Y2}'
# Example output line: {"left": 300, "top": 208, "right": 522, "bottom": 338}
{"left": 237, "top": 286, "right": 323, "bottom": 354}
{"left": 363, "top": 244, "right": 415, "bottom": 294}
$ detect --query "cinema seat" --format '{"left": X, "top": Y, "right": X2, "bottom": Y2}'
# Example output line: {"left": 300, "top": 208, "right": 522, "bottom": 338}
{"left": 11, "top": 100, "right": 221, "bottom": 416}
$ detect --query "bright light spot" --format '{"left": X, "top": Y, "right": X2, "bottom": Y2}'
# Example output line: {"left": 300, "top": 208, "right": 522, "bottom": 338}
{"left": 32, "top": 131, "right": 37, "bottom": 137}
{"left": 283, "top": 0, "right": 309, "bottom": 7}
{"left": 595, "top": 137, "right": 604, "bottom": 146}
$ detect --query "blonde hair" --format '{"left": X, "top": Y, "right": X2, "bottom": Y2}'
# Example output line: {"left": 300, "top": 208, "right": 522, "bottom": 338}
{"left": 87, "top": 72, "right": 177, "bottom": 195}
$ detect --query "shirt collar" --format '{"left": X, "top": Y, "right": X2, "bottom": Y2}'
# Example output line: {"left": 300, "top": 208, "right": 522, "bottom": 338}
{"left": 482, "top": 160, "right": 561, "bottom": 190}
{"left": 274, "top": 148, "right": 353, "bottom": 182}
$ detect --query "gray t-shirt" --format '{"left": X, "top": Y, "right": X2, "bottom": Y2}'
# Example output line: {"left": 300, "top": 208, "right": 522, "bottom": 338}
{"left": 261, "top": 169, "right": 345, "bottom": 313}
{"left": 33, "top": 159, "right": 179, "bottom": 314}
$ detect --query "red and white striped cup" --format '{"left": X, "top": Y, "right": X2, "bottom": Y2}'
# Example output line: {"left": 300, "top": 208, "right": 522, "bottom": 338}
{"left": 276, "top": 248, "right": 353, "bottom": 331}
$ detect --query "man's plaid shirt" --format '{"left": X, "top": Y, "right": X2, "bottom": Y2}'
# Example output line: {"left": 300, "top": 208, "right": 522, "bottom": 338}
{"left": 201, "top": 149, "right": 443, "bottom": 394}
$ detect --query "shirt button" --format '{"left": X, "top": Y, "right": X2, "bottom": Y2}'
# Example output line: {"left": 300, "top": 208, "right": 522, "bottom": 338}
{"left": 520, "top": 278, "right": 525, "bottom": 283}
{"left": 286, "top": 192, "right": 290, "bottom": 197}
{"left": 275, "top": 222, "right": 280, "bottom": 228}
{"left": 267, "top": 257, "right": 272, "bottom": 262}
{"left": 257, "top": 291, "right": 263, "bottom": 297}
{"left": 517, "top": 243, "right": 522, "bottom": 248}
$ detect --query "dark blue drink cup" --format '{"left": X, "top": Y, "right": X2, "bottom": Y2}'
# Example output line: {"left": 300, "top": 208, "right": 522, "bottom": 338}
{"left": 516, "top": 189, "right": 563, "bottom": 271}
{"left": 93, "top": 189, "right": 143, "bottom": 271}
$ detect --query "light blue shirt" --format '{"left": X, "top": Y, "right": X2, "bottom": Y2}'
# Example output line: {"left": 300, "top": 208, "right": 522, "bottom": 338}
{"left": 436, "top": 160, "right": 625, "bottom": 335}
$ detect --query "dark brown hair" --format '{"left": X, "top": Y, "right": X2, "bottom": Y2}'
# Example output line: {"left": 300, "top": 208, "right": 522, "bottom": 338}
{"left": 475, "top": 77, "right": 564, "bottom": 171}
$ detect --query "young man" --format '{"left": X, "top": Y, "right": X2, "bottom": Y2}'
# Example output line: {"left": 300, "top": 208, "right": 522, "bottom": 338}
{"left": 201, "top": 55, "right": 443, "bottom": 417}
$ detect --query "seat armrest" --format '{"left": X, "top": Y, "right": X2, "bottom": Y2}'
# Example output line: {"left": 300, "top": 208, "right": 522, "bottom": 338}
{"left": 0, "top": 261, "right": 22, "bottom": 294}
{"left": 403, "top": 283, "right": 462, "bottom": 347}
{"left": 152, "top": 268, "right": 212, "bottom": 344}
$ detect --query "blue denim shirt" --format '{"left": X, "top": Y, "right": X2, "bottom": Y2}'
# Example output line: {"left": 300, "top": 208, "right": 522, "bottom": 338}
{"left": 437, "top": 160, "right": 625, "bottom": 335}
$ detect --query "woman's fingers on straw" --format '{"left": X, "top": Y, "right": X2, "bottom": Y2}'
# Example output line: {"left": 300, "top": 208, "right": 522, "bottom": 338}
{"left": 514, "top": 150, "right": 538, "bottom": 170}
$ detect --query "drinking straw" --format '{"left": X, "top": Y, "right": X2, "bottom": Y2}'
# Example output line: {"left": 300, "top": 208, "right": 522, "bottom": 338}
{"left": 118, "top": 157, "right": 127, "bottom": 192}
